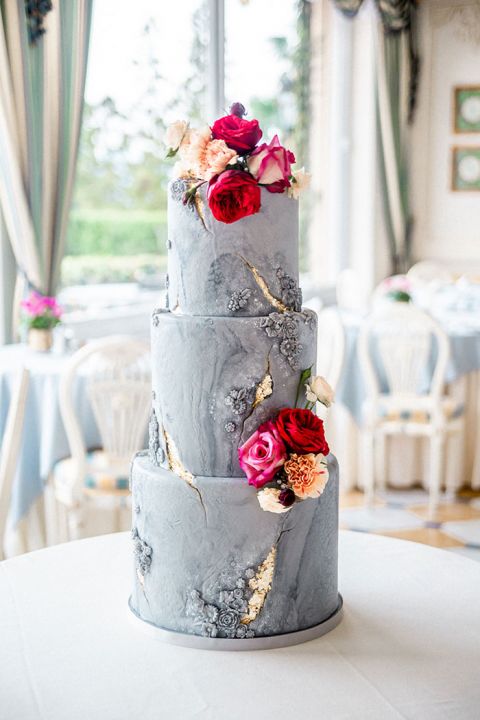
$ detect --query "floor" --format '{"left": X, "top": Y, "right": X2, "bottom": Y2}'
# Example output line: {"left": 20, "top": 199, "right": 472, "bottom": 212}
{"left": 339, "top": 487, "right": 480, "bottom": 562}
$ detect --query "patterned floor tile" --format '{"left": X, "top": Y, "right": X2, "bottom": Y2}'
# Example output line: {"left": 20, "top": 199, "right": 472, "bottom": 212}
{"left": 377, "top": 489, "right": 430, "bottom": 507}
{"left": 339, "top": 506, "right": 424, "bottom": 533}
{"left": 447, "top": 547, "right": 480, "bottom": 563}
{"left": 408, "top": 503, "right": 480, "bottom": 523}
{"left": 339, "top": 491, "right": 385, "bottom": 509}
{"left": 442, "top": 519, "right": 480, "bottom": 546}
{"left": 377, "top": 528, "right": 464, "bottom": 549}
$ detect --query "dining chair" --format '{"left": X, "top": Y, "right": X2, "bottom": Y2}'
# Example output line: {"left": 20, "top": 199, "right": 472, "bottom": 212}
{"left": 53, "top": 335, "right": 151, "bottom": 542}
{"left": 0, "top": 368, "right": 30, "bottom": 560}
{"left": 358, "top": 304, "right": 464, "bottom": 518}
{"left": 407, "top": 261, "right": 453, "bottom": 285}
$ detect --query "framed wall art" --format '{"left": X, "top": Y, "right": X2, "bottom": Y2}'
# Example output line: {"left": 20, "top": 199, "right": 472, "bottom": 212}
{"left": 453, "top": 86, "right": 480, "bottom": 133}
{"left": 451, "top": 146, "right": 480, "bottom": 192}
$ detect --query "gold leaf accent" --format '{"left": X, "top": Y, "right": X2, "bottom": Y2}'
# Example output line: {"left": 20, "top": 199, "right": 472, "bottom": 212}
{"left": 194, "top": 192, "right": 208, "bottom": 231}
{"left": 252, "top": 373, "right": 273, "bottom": 409}
{"left": 241, "top": 546, "right": 277, "bottom": 625}
{"left": 238, "top": 256, "right": 287, "bottom": 313}
{"left": 163, "top": 429, "right": 195, "bottom": 487}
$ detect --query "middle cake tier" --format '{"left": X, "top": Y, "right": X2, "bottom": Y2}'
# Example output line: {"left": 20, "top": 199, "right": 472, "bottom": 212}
{"left": 150, "top": 308, "right": 317, "bottom": 478}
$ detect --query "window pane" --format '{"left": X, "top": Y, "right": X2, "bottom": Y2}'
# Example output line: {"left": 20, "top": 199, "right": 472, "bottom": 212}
{"left": 62, "top": 0, "right": 208, "bottom": 304}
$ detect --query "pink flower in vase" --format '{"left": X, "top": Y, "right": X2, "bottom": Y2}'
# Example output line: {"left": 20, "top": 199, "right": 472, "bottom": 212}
{"left": 238, "top": 420, "right": 287, "bottom": 488}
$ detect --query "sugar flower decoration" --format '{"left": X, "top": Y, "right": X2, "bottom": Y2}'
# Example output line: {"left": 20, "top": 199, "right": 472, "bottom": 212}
{"left": 305, "top": 376, "right": 335, "bottom": 408}
{"left": 257, "top": 487, "right": 291, "bottom": 514}
{"left": 284, "top": 453, "right": 329, "bottom": 500}
{"left": 288, "top": 168, "right": 311, "bottom": 199}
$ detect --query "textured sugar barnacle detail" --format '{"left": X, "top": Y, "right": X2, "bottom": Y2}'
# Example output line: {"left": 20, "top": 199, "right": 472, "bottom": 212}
{"left": 259, "top": 312, "right": 303, "bottom": 369}
{"left": 276, "top": 267, "right": 303, "bottom": 312}
{"left": 148, "top": 408, "right": 165, "bottom": 467}
{"left": 170, "top": 178, "right": 190, "bottom": 202}
{"left": 227, "top": 288, "right": 252, "bottom": 312}
{"left": 131, "top": 527, "right": 153, "bottom": 587}
{"left": 224, "top": 387, "right": 254, "bottom": 416}
{"left": 185, "top": 547, "right": 277, "bottom": 636}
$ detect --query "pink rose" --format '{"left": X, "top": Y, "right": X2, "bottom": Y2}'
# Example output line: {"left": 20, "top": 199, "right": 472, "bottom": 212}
{"left": 238, "top": 420, "right": 287, "bottom": 488}
{"left": 247, "top": 135, "right": 295, "bottom": 193}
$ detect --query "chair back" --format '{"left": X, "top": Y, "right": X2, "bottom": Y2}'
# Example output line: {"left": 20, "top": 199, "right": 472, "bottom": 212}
{"left": 59, "top": 336, "right": 151, "bottom": 475}
{"left": 358, "top": 305, "right": 449, "bottom": 406}
{"left": 407, "top": 261, "right": 452, "bottom": 285}
{"left": 0, "top": 368, "right": 30, "bottom": 560}
{"left": 316, "top": 307, "right": 345, "bottom": 391}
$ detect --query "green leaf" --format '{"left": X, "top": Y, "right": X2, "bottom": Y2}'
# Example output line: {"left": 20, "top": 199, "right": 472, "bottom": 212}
{"left": 295, "top": 365, "right": 312, "bottom": 407}
{"left": 165, "top": 147, "right": 178, "bottom": 159}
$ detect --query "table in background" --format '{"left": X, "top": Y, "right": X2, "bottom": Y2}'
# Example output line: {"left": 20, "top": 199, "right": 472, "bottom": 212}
{"left": 1, "top": 530, "right": 479, "bottom": 719}
{"left": 0, "top": 344, "right": 101, "bottom": 554}
{"left": 332, "top": 312, "right": 480, "bottom": 491}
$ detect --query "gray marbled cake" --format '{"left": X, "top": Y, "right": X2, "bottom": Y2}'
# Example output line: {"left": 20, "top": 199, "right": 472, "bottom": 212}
{"left": 150, "top": 308, "right": 317, "bottom": 477}
{"left": 130, "top": 180, "right": 340, "bottom": 643}
{"left": 167, "top": 181, "right": 300, "bottom": 316}
{"left": 130, "top": 452, "right": 339, "bottom": 638}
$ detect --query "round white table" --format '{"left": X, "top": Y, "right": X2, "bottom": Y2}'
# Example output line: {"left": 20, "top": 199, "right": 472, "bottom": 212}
{"left": 1, "top": 531, "right": 479, "bottom": 720}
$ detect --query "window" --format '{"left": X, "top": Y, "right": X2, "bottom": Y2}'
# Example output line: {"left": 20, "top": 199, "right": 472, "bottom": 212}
{"left": 63, "top": 0, "right": 313, "bottom": 314}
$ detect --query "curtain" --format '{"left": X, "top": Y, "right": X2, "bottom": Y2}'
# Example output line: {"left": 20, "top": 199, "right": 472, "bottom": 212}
{"left": 0, "top": 0, "right": 93, "bottom": 304}
{"left": 331, "top": 0, "right": 419, "bottom": 273}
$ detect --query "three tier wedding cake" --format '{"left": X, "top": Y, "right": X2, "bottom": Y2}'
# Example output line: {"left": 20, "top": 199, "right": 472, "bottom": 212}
{"left": 129, "top": 104, "right": 342, "bottom": 648}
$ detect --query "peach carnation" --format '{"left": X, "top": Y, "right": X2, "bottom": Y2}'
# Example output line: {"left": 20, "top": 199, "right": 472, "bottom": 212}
{"left": 181, "top": 125, "right": 211, "bottom": 178}
{"left": 204, "top": 139, "right": 237, "bottom": 180}
{"left": 284, "top": 453, "right": 329, "bottom": 500}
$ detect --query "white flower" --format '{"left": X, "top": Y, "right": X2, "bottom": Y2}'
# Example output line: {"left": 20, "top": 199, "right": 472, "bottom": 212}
{"left": 305, "top": 375, "right": 335, "bottom": 407}
{"left": 257, "top": 487, "right": 291, "bottom": 514}
{"left": 287, "top": 168, "right": 311, "bottom": 199}
{"left": 165, "top": 120, "right": 189, "bottom": 153}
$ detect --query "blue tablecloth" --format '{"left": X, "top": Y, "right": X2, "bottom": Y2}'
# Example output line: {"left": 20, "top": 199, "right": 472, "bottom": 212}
{"left": 336, "top": 314, "right": 480, "bottom": 423}
{"left": 0, "top": 345, "right": 101, "bottom": 529}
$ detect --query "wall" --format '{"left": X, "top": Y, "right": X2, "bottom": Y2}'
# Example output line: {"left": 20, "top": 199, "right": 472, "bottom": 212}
{"left": 411, "top": 0, "right": 480, "bottom": 263}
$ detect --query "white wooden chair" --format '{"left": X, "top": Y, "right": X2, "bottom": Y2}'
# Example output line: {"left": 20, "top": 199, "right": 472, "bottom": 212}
{"left": 407, "top": 261, "right": 453, "bottom": 285}
{"left": 316, "top": 307, "right": 345, "bottom": 392}
{"left": 53, "top": 336, "right": 150, "bottom": 541}
{"left": 358, "top": 304, "right": 464, "bottom": 518}
{"left": 0, "top": 368, "right": 30, "bottom": 560}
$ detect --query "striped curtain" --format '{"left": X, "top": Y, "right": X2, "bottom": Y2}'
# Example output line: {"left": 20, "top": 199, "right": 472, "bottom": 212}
{"left": 331, "top": 0, "right": 418, "bottom": 273}
{"left": 0, "top": 0, "right": 92, "bottom": 301}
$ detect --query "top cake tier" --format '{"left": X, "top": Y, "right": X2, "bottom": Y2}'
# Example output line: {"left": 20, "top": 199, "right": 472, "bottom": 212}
{"left": 166, "top": 180, "right": 300, "bottom": 317}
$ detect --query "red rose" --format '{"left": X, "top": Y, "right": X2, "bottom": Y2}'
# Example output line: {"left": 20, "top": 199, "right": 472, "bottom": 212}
{"left": 274, "top": 408, "right": 330, "bottom": 455}
{"left": 207, "top": 170, "right": 261, "bottom": 224}
{"left": 211, "top": 113, "right": 262, "bottom": 154}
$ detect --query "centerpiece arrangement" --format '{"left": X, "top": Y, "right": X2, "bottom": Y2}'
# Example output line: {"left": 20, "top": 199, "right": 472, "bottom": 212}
{"left": 21, "top": 291, "right": 62, "bottom": 352}
{"left": 165, "top": 103, "right": 310, "bottom": 224}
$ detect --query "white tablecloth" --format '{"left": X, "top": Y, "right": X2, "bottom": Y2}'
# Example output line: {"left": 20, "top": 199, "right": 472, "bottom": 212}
{"left": 1, "top": 531, "right": 479, "bottom": 719}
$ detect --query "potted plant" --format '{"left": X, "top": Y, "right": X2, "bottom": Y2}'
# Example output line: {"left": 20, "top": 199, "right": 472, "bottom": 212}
{"left": 21, "top": 291, "right": 62, "bottom": 352}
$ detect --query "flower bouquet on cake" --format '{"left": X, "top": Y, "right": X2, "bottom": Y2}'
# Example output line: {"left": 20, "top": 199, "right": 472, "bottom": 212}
{"left": 239, "top": 371, "right": 335, "bottom": 514}
{"left": 164, "top": 102, "right": 310, "bottom": 224}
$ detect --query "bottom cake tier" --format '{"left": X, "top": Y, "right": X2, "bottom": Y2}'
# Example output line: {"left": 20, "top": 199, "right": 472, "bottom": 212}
{"left": 129, "top": 451, "right": 340, "bottom": 642}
